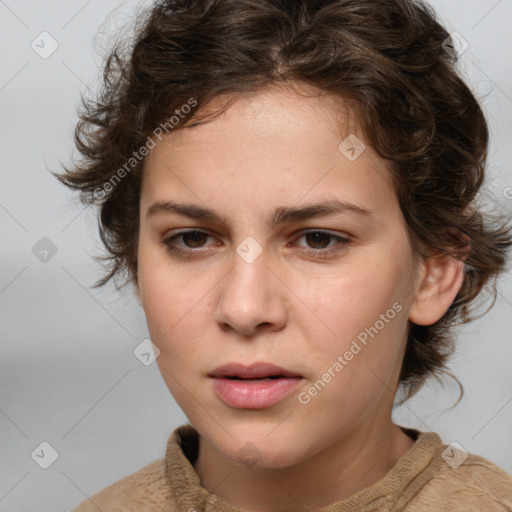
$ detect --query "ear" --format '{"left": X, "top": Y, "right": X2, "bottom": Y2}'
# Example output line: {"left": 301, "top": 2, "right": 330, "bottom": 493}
{"left": 408, "top": 250, "right": 467, "bottom": 327}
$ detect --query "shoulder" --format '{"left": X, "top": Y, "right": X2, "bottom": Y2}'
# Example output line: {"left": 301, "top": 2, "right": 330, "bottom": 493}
{"left": 409, "top": 447, "right": 512, "bottom": 511}
{"left": 70, "top": 459, "right": 172, "bottom": 512}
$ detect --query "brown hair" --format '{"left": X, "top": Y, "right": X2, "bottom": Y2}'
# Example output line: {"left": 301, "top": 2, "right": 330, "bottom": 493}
{"left": 56, "top": 0, "right": 512, "bottom": 403}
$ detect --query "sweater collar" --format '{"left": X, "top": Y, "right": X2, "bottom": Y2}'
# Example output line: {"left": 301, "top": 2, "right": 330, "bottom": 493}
{"left": 164, "top": 423, "right": 444, "bottom": 511}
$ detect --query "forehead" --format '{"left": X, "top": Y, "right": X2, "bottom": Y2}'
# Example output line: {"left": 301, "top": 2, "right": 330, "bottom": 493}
{"left": 179, "top": 83, "right": 365, "bottom": 147}
{"left": 141, "top": 84, "right": 396, "bottom": 219}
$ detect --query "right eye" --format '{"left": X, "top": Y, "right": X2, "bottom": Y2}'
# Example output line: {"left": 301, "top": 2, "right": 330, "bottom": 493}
{"left": 162, "top": 230, "right": 217, "bottom": 258}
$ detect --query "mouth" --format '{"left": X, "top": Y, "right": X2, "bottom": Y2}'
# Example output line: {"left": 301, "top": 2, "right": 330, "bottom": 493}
{"left": 209, "top": 362, "right": 304, "bottom": 409}
{"left": 209, "top": 361, "right": 303, "bottom": 380}
{"left": 223, "top": 375, "right": 288, "bottom": 381}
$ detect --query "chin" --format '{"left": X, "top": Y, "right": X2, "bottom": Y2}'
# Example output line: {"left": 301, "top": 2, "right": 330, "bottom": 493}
{"left": 214, "top": 430, "right": 306, "bottom": 470}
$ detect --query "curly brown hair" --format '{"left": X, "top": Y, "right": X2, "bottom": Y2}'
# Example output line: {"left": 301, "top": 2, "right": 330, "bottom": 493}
{"left": 56, "top": 0, "right": 512, "bottom": 403}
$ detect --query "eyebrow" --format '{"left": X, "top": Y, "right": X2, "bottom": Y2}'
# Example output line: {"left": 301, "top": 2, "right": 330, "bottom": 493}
{"left": 146, "top": 199, "right": 373, "bottom": 226}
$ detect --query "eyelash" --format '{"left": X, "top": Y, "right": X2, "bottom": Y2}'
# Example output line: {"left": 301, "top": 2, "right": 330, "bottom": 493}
{"left": 161, "top": 230, "right": 351, "bottom": 259}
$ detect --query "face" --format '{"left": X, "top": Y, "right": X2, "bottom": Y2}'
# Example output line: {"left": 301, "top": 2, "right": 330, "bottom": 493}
{"left": 136, "top": 84, "right": 423, "bottom": 469}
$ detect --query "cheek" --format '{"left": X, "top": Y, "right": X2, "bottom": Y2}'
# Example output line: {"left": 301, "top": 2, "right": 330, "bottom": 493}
{"left": 140, "top": 277, "right": 208, "bottom": 355}
{"left": 297, "top": 255, "right": 409, "bottom": 391}
{"left": 140, "top": 264, "right": 209, "bottom": 403}
{"left": 300, "top": 260, "right": 403, "bottom": 341}
{"left": 137, "top": 247, "right": 196, "bottom": 355}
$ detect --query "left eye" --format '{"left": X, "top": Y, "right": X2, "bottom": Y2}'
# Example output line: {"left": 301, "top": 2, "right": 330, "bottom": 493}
{"left": 295, "top": 231, "right": 347, "bottom": 251}
{"left": 162, "top": 230, "right": 350, "bottom": 257}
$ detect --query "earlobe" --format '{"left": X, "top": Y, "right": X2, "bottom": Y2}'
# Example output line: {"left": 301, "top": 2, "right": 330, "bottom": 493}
{"left": 408, "top": 252, "right": 466, "bottom": 326}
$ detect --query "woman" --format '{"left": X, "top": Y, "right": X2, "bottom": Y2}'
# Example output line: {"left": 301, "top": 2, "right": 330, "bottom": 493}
{"left": 59, "top": 0, "right": 512, "bottom": 509}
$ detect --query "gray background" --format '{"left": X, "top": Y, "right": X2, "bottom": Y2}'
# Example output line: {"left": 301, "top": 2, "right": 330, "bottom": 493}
{"left": 1, "top": 1, "right": 511, "bottom": 510}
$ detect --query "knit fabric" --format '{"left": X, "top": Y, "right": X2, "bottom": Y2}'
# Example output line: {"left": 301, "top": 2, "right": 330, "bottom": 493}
{"left": 71, "top": 423, "right": 512, "bottom": 511}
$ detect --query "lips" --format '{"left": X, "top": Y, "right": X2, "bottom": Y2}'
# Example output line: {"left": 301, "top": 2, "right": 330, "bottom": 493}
{"left": 209, "top": 362, "right": 304, "bottom": 409}
{"left": 208, "top": 361, "right": 302, "bottom": 380}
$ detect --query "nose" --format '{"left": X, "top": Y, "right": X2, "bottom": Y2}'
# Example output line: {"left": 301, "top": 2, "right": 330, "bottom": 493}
{"left": 214, "top": 249, "right": 288, "bottom": 337}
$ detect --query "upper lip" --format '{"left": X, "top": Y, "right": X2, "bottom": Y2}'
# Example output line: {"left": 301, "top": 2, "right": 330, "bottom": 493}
{"left": 209, "top": 362, "right": 302, "bottom": 379}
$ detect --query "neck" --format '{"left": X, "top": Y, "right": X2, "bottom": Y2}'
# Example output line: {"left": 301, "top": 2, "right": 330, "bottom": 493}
{"left": 193, "top": 418, "right": 415, "bottom": 511}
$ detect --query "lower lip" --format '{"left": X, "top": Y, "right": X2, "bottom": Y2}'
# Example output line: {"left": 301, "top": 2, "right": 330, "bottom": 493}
{"left": 211, "top": 377, "right": 303, "bottom": 409}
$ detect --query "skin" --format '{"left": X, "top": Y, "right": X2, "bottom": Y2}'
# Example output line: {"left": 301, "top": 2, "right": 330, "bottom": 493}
{"left": 135, "top": 83, "right": 465, "bottom": 511}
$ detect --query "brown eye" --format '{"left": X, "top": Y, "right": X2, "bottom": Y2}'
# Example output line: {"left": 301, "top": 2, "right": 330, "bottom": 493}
{"left": 162, "top": 230, "right": 215, "bottom": 258}
{"left": 293, "top": 230, "right": 351, "bottom": 258}
{"left": 180, "top": 231, "right": 208, "bottom": 248}
{"left": 163, "top": 229, "right": 350, "bottom": 260}
{"left": 304, "top": 231, "right": 332, "bottom": 249}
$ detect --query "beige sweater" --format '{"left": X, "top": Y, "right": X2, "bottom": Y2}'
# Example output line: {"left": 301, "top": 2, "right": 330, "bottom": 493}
{"left": 71, "top": 424, "right": 512, "bottom": 511}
